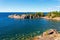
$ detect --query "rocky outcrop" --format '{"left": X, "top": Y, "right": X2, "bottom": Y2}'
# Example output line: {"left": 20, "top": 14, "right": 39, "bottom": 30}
{"left": 8, "top": 14, "right": 41, "bottom": 19}
{"left": 8, "top": 14, "right": 26, "bottom": 19}
{"left": 33, "top": 29, "right": 60, "bottom": 40}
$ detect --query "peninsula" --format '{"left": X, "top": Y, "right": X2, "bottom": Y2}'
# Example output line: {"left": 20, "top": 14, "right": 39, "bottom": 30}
{"left": 8, "top": 12, "right": 44, "bottom": 19}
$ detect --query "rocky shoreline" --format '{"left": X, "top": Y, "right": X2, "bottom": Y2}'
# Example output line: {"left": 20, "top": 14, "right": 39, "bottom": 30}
{"left": 8, "top": 14, "right": 44, "bottom": 19}
{"left": 33, "top": 29, "right": 60, "bottom": 40}
{"left": 8, "top": 12, "right": 60, "bottom": 21}
{"left": 8, "top": 14, "right": 27, "bottom": 19}
{"left": 42, "top": 16, "right": 60, "bottom": 21}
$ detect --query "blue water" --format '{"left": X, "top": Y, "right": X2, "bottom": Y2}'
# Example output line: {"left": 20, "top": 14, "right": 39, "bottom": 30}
{"left": 0, "top": 12, "right": 60, "bottom": 40}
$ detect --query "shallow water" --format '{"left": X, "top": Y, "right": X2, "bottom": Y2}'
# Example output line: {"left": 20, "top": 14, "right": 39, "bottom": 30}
{"left": 0, "top": 13, "right": 60, "bottom": 40}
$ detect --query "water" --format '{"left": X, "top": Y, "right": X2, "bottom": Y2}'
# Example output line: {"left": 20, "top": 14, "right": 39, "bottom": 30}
{"left": 0, "top": 12, "right": 60, "bottom": 40}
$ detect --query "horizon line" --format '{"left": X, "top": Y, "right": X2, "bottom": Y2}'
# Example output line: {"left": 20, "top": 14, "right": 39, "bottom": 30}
{"left": 0, "top": 11, "right": 60, "bottom": 13}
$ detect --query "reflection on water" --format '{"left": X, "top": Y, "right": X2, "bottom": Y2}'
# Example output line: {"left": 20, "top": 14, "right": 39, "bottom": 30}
{"left": 0, "top": 15, "right": 60, "bottom": 40}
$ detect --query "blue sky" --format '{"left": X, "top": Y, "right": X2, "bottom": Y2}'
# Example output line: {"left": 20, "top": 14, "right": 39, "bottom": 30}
{"left": 0, "top": 0, "right": 60, "bottom": 12}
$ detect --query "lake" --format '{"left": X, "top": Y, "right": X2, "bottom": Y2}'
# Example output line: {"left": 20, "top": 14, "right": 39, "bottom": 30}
{"left": 0, "top": 12, "right": 60, "bottom": 40}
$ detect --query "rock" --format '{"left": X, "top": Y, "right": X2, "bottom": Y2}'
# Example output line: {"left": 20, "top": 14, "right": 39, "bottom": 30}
{"left": 33, "top": 29, "right": 60, "bottom": 40}
{"left": 8, "top": 14, "right": 26, "bottom": 19}
{"left": 43, "top": 29, "right": 58, "bottom": 37}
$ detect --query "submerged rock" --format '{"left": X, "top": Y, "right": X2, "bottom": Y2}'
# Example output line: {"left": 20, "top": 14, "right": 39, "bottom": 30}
{"left": 33, "top": 29, "right": 60, "bottom": 40}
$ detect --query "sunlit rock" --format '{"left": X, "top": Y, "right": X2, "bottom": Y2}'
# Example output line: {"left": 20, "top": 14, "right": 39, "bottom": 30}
{"left": 33, "top": 29, "right": 60, "bottom": 40}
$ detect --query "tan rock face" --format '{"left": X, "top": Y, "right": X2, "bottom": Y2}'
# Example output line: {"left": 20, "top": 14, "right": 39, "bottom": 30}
{"left": 8, "top": 14, "right": 27, "bottom": 19}
{"left": 43, "top": 29, "right": 58, "bottom": 36}
{"left": 33, "top": 29, "right": 60, "bottom": 40}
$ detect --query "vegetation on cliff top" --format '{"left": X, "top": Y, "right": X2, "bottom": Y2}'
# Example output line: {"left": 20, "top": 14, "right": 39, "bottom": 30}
{"left": 47, "top": 11, "right": 60, "bottom": 18}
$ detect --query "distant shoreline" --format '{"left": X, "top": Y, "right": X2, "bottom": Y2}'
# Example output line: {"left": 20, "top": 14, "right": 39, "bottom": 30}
{"left": 8, "top": 14, "right": 60, "bottom": 21}
{"left": 8, "top": 12, "right": 44, "bottom": 19}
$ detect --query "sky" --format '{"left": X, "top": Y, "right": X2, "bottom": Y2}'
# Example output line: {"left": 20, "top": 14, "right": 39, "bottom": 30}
{"left": 0, "top": 0, "right": 60, "bottom": 12}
